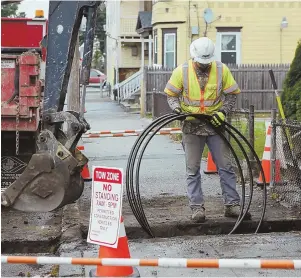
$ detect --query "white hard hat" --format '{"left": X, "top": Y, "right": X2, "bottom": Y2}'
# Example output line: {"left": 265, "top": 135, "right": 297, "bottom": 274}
{"left": 190, "top": 37, "right": 215, "bottom": 64}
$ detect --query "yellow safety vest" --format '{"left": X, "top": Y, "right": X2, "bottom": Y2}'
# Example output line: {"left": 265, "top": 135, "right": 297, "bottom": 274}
{"left": 164, "top": 60, "right": 240, "bottom": 115}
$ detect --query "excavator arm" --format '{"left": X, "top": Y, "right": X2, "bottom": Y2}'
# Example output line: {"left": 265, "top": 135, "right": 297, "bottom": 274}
{"left": 1, "top": 1, "right": 100, "bottom": 212}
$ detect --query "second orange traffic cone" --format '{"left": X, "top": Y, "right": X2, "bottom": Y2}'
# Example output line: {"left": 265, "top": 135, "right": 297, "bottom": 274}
{"left": 203, "top": 152, "right": 218, "bottom": 174}
{"left": 90, "top": 216, "right": 139, "bottom": 277}
{"left": 76, "top": 145, "right": 92, "bottom": 181}
{"left": 256, "top": 122, "right": 281, "bottom": 186}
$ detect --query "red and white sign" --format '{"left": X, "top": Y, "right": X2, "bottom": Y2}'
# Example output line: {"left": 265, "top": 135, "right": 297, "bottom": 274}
{"left": 87, "top": 166, "right": 123, "bottom": 248}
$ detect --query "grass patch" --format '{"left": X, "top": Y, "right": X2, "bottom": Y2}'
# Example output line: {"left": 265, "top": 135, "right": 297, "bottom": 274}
{"left": 254, "top": 112, "right": 272, "bottom": 118}
{"left": 144, "top": 113, "right": 153, "bottom": 119}
{"left": 253, "top": 121, "right": 266, "bottom": 159}
{"left": 50, "top": 265, "right": 59, "bottom": 277}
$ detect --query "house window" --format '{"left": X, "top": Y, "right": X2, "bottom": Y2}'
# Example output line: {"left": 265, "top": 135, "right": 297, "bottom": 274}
{"left": 162, "top": 29, "right": 177, "bottom": 68}
{"left": 216, "top": 30, "right": 241, "bottom": 65}
{"left": 154, "top": 34, "right": 158, "bottom": 64}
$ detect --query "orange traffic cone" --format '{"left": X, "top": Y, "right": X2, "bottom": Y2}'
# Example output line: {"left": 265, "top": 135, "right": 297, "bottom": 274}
{"left": 203, "top": 152, "right": 218, "bottom": 174}
{"left": 90, "top": 216, "right": 139, "bottom": 277}
{"left": 81, "top": 164, "right": 92, "bottom": 181}
{"left": 256, "top": 122, "right": 281, "bottom": 186}
{"left": 77, "top": 146, "right": 85, "bottom": 151}
{"left": 76, "top": 145, "right": 92, "bottom": 181}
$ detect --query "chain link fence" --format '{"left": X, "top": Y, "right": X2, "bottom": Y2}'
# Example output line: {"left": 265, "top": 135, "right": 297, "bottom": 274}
{"left": 272, "top": 119, "right": 301, "bottom": 208}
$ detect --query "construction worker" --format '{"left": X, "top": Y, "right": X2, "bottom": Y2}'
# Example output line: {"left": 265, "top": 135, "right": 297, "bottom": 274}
{"left": 164, "top": 37, "right": 251, "bottom": 223}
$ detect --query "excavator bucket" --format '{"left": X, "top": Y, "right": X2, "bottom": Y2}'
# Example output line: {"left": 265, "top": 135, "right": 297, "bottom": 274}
{"left": 1, "top": 130, "right": 87, "bottom": 212}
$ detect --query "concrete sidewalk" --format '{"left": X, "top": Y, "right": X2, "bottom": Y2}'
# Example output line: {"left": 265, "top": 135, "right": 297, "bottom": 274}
{"left": 2, "top": 232, "right": 300, "bottom": 277}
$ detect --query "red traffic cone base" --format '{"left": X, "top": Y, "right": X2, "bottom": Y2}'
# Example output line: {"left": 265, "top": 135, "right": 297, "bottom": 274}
{"left": 90, "top": 217, "right": 139, "bottom": 277}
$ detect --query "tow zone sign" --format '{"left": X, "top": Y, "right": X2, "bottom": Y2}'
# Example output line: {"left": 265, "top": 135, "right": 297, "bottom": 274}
{"left": 87, "top": 166, "right": 123, "bottom": 248}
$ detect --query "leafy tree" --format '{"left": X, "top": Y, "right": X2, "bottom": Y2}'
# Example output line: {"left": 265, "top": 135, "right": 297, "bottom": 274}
{"left": 79, "top": 31, "right": 85, "bottom": 46}
{"left": 1, "top": 2, "right": 26, "bottom": 18}
{"left": 92, "top": 49, "right": 102, "bottom": 69}
{"left": 1, "top": 3, "right": 19, "bottom": 17}
{"left": 281, "top": 40, "right": 301, "bottom": 121}
{"left": 95, "top": 7, "right": 106, "bottom": 55}
{"left": 17, "top": 11, "right": 26, "bottom": 18}
{"left": 79, "top": 6, "right": 106, "bottom": 57}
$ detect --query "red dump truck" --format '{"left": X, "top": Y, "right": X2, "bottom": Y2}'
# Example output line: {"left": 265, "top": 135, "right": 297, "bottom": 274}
{"left": 1, "top": 11, "right": 47, "bottom": 189}
{"left": 1, "top": 1, "right": 99, "bottom": 213}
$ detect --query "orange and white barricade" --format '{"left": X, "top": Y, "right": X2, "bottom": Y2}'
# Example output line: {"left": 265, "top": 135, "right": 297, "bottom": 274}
{"left": 2, "top": 256, "right": 301, "bottom": 270}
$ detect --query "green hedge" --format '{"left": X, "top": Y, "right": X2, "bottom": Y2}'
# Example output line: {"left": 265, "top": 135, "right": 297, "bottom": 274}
{"left": 282, "top": 40, "right": 301, "bottom": 121}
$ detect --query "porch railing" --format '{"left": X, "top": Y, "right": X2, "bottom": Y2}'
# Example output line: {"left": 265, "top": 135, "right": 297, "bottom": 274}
{"left": 119, "top": 70, "right": 143, "bottom": 101}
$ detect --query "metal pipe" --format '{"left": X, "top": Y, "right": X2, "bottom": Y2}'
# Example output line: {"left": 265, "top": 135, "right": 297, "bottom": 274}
{"left": 80, "top": 85, "right": 87, "bottom": 117}
{"left": 249, "top": 105, "right": 255, "bottom": 162}
{"left": 270, "top": 109, "right": 277, "bottom": 188}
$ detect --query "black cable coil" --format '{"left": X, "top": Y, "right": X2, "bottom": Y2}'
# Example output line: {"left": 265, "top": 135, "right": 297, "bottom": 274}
{"left": 126, "top": 113, "right": 267, "bottom": 237}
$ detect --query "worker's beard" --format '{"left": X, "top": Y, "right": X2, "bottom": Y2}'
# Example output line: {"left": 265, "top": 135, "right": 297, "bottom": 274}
{"left": 198, "top": 63, "right": 211, "bottom": 72}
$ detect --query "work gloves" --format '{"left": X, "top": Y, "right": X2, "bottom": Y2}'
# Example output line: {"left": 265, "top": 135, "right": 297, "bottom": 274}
{"left": 210, "top": 111, "right": 225, "bottom": 127}
{"left": 173, "top": 108, "right": 225, "bottom": 127}
{"left": 173, "top": 107, "right": 182, "bottom": 114}
{"left": 173, "top": 108, "right": 196, "bottom": 122}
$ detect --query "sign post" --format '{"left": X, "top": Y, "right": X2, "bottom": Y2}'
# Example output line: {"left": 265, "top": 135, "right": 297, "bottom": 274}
{"left": 87, "top": 166, "right": 123, "bottom": 248}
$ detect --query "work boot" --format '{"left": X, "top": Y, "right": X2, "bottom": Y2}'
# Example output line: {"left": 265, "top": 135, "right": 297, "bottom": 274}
{"left": 224, "top": 204, "right": 252, "bottom": 220}
{"left": 191, "top": 206, "right": 206, "bottom": 223}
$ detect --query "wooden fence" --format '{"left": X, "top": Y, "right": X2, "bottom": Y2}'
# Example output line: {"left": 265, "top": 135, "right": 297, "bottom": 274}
{"left": 145, "top": 64, "right": 290, "bottom": 115}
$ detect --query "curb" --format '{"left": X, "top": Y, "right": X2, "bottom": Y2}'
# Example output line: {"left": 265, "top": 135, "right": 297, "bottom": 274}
{"left": 1, "top": 209, "right": 63, "bottom": 254}
{"left": 80, "top": 218, "right": 301, "bottom": 240}
{"left": 58, "top": 202, "right": 86, "bottom": 277}
{"left": 1, "top": 202, "right": 83, "bottom": 255}
{"left": 1, "top": 237, "right": 61, "bottom": 255}
{"left": 119, "top": 101, "right": 141, "bottom": 113}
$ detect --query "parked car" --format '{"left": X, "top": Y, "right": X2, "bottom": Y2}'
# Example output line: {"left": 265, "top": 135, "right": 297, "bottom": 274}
{"left": 89, "top": 69, "right": 106, "bottom": 86}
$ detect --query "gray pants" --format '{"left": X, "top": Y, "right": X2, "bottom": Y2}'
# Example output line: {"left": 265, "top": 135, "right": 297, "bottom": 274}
{"left": 182, "top": 133, "right": 240, "bottom": 208}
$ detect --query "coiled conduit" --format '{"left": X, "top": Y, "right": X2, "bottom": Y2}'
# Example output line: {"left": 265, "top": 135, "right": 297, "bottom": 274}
{"left": 126, "top": 113, "right": 267, "bottom": 237}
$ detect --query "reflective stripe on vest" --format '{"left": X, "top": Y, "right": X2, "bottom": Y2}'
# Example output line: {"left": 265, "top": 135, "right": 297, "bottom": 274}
{"left": 165, "top": 82, "right": 182, "bottom": 95}
{"left": 182, "top": 60, "right": 223, "bottom": 108}
{"left": 224, "top": 83, "right": 239, "bottom": 94}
